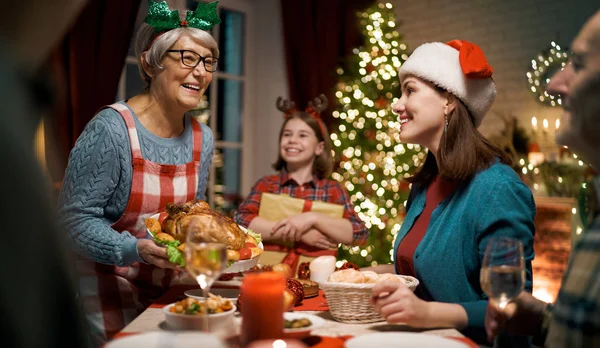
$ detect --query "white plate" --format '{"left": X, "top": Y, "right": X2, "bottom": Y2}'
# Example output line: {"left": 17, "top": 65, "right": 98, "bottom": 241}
{"left": 146, "top": 213, "right": 263, "bottom": 273}
{"left": 213, "top": 277, "right": 243, "bottom": 288}
{"left": 345, "top": 333, "right": 470, "bottom": 348}
{"left": 283, "top": 312, "right": 325, "bottom": 336}
{"left": 185, "top": 288, "right": 240, "bottom": 303}
{"left": 106, "top": 332, "right": 225, "bottom": 348}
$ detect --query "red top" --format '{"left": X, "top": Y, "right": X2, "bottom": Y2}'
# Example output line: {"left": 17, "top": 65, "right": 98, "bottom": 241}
{"left": 396, "top": 177, "right": 457, "bottom": 277}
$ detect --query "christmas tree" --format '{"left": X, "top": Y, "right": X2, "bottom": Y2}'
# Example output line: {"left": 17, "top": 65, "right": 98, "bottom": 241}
{"left": 332, "top": 2, "right": 426, "bottom": 267}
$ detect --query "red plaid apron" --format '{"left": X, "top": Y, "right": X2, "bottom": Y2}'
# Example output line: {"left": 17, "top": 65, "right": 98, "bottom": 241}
{"left": 76, "top": 103, "right": 203, "bottom": 346}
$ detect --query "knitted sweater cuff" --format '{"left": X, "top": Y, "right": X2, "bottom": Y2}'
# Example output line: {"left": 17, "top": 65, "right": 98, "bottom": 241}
{"left": 457, "top": 300, "right": 487, "bottom": 327}
{"left": 122, "top": 237, "right": 144, "bottom": 265}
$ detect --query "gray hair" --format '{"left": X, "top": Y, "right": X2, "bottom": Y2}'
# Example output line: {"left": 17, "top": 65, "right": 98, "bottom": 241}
{"left": 134, "top": 23, "right": 219, "bottom": 91}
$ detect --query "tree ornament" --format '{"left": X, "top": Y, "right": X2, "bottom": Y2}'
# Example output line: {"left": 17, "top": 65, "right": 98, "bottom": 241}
{"left": 297, "top": 262, "right": 310, "bottom": 280}
{"left": 374, "top": 97, "right": 388, "bottom": 109}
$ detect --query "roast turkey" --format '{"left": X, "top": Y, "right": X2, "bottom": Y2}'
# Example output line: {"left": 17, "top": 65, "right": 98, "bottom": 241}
{"left": 162, "top": 200, "right": 246, "bottom": 250}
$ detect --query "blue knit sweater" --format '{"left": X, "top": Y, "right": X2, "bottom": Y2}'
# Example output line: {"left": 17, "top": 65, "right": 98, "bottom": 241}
{"left": 393, "top": 162, "right": 536, "bottom": 346}
{"left": 58, "top": 102, "right": 213, "bottom": 267}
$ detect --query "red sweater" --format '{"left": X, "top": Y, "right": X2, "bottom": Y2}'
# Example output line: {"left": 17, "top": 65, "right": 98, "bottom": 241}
{"left": 396, "top": 177, "right": 456, "bottom": 277}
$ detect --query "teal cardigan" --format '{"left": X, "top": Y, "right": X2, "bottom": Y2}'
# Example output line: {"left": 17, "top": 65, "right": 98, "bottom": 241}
{"left": 393, "top": 162, "right": 535, "bottom": 345}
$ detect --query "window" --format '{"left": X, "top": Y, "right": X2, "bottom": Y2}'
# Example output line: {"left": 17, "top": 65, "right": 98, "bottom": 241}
{"left": 117, "top": 0, "right": 252, "bottom": 216}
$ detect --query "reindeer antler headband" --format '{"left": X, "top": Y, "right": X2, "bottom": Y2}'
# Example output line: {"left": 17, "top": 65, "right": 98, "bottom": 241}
{"left": 276, "top": 94, "right": 328, "bottom": 137}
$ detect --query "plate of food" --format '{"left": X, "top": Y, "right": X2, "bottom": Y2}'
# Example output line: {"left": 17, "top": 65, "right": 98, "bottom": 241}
{"left": 283, "top": 312, "right": 325, "bottom": 338}
{"left": 163, "top": 295, "right": 236, "bottom": 331}
{"left": 144, "top": 200, "right": 263, "bottom": 273}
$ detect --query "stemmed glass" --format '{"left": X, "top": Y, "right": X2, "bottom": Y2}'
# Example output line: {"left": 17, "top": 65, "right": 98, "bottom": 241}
{"left": 480, "top": 236, "right": 525, "bottom": 346}
{"left": 185, "top": 228, "right": 227, "bottom": 332}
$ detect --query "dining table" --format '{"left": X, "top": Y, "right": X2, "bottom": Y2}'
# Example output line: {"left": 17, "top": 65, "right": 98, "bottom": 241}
{"left": 112, "top": 280, "right": 480, "bottom": 348}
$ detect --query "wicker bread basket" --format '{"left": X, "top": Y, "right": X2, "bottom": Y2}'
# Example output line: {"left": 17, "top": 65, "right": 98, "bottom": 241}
{"left": 320, "top": 275, "right": 419, "bottom": 324}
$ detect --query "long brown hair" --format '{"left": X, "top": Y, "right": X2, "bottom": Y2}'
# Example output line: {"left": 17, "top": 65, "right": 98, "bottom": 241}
{"left": 408, "top": 94, "right": 511, "bottom": 186}
{"left": 272, "top": 112, "right": 334, "bottom": 179}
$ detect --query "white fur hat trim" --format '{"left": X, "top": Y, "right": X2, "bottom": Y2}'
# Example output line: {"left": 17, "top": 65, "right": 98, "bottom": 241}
{"left": 398, "top": 42, "right": 496, "bottom": 127}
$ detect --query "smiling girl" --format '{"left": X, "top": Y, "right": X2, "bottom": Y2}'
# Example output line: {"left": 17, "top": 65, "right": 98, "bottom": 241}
{"left": 234, "top": 95, "right": 368, "bottom": 273}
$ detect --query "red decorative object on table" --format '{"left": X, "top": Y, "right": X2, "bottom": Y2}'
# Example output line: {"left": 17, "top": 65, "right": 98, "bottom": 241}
{"left": 218, "top": 273, "right": 235, "bottom": 281}
{"left": 245, "top": 265, "right": 273, "bottom": 274}
{"left": 297, "top": 262, "right": 310, "bottom": 280}
{"left": 286, "top": 278, "right": 305, "bottom": 306}
{"left": 338, "top": 262, "right": 359, "bottom": 271}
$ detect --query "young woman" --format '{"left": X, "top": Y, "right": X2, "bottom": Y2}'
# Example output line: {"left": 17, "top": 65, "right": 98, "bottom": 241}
{"left": 368, "top": 40, "right": 536, "bottom": 347}
{"left": 58, "top": 2, "right": 219, "bottom": 345}
{"left": 234, "top": 95, "right": 368, "bottom": 274}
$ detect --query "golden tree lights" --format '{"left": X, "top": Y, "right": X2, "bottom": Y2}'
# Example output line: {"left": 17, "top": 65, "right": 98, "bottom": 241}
{"left": 332, "top": 2, "right": 425, "bottom": 267}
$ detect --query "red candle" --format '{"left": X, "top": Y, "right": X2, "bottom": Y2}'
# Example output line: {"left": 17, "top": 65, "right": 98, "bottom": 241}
{"left": 241, "top": 272, "right": 286, "bottom": 344}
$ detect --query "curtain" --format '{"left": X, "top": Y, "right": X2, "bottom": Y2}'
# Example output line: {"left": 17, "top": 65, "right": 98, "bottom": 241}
{"left": 280, "top": 0, "right": 375, "bottom": 130}
{"left": 46, "top": 0, "right": 141, "bottom": 184}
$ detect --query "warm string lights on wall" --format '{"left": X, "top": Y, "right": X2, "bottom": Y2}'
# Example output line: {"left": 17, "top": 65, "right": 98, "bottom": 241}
{"left": 331, "top": 2, "right": 424, "bottom": 266}
{"left": 519, "top": 147, "right": 589, "bottom": 235}
{"left": 526, "top": 41, "right": 569, "bottom": 107}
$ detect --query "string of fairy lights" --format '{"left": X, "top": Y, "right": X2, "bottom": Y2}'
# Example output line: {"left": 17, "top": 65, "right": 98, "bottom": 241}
{"left": 518, "top": 149, "right": 588, "bottom": 237}
{"left": 330, "top": 2, "right": 425, "bottom": 266}
{"left": 527, "top": 41, "right": 569, "bottom": 107}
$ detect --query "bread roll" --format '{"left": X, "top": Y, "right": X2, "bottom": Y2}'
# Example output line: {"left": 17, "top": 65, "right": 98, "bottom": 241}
{"left": 327, "top": 269, "right": 366, "bottom": 283}
{"left": 361, "top": 271, "right": 379, "bottom": 283}
{"left": 375, "top": 273, "right": 406, "bottom": 284}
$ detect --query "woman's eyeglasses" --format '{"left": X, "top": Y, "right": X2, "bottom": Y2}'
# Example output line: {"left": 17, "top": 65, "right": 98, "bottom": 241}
{"left": 167, "top": 50, "right": 218, "bottom": 72}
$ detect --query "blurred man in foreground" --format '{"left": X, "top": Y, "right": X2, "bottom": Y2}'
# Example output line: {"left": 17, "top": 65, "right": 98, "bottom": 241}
{"left": 485, "top": 10, "right": 600, "bottom": 348}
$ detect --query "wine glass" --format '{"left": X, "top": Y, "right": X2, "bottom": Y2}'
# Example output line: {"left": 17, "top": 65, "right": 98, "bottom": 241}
{"left": 185, "top": 232, "right": 227, "bottom": 332}
{"left": 480, "top": 236, "right": 525, "bottom": 308}
{"left": 480, "top": 236, "right": 525, "bottom": 347}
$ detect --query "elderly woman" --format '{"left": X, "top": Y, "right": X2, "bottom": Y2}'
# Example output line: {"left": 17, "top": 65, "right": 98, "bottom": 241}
{"left": 58, "top": 1, "right": 219, "bottom": 345}
{"left": 368, "top": 40, "right": 536, "bottom": 347}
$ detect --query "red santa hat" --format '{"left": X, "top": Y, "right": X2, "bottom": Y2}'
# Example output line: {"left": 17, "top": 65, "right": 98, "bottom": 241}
{"left": 398, "top": 40, "right": 496, "bottom": 127}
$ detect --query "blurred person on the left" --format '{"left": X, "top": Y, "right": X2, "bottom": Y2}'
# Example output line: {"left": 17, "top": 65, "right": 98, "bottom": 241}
{"left": 0, "top": 1, "right": 91, "bottom": 348}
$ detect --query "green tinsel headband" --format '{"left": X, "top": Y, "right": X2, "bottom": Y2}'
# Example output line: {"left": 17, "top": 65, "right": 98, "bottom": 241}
{"left": 144, "top": 0, "right": 221, "bottom": 32}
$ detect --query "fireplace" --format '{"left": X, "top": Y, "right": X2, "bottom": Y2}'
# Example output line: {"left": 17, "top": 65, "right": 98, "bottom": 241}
{"left": 531, "top": 196, "right": 579, "bottom": 303}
